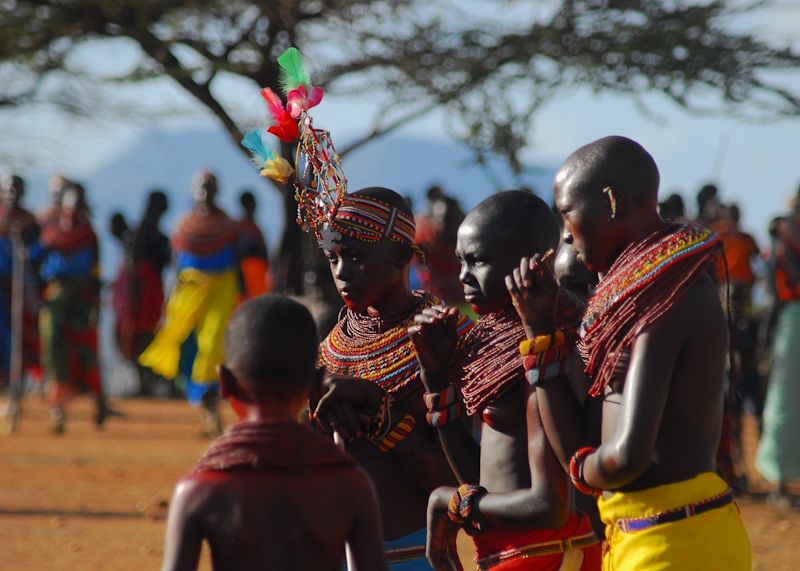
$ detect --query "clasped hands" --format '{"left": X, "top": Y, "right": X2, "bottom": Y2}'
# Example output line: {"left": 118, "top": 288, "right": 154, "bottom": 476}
{"left": 311, "top": 375, "right": 385, "bottom": 441}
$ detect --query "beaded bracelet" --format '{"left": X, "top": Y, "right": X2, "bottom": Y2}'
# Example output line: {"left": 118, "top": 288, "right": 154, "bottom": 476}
{"left": 569, "top": 446, "right": 601, "bottom": 497}
{"left": 447, "top": 484, "right": 490, "bottom": 535}
{"left": 423, "top": 385, "right": 457, "bottom": 411}
{"left": 426, "top": 401, "right": 463, "bottom": 427}
{"left": 521, "top": 345, "right": 567, "bottom": 370}
{"left": 519, "top": 329, "right": 566, "bottom": 356}
{"left": 378, "top": 413, "right": 416, "bottom": 453}
{"left": 521, "top": 344, "right": 568, "bottom": 386}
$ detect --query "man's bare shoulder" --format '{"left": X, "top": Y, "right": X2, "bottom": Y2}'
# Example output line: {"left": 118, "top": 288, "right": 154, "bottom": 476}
{"left": 643, "top": 272, "right": 724, "bottom": 334}
{"left": 630, "top": 272, "right": 726, "bottom": 363}
{"left": 172, "top": 471, "right": 227, "bottom": 507}
{"left": 677, "top": 273, "right": 727, "bottom": 332}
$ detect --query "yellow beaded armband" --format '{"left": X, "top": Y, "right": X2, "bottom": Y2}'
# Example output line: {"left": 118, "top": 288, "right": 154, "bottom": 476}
{"left": 378, "top": 413, "right": 416, "bottom": 453}
{"left": 519, "top": 329, "right": 566, "bottom": 356}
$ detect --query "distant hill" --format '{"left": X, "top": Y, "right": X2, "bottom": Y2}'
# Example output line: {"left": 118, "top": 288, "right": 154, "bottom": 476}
{"left": 28, "top": 124, "right": 556, "bottom": 276}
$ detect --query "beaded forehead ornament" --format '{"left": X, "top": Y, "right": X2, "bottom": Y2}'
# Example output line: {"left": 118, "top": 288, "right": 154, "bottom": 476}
{"left": 241, "top": 47, "right": 417, "bottom": 252}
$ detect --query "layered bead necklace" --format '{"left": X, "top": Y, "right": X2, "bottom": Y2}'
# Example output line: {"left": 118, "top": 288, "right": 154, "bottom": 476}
{"left": 579, "top": 223, "right": 721, "bottom": 396}
{"left": 320, "top": 291, "right": 473, "bottom": 395}
{"left": 457, "top": 309, "right": 527, "bottom": 416}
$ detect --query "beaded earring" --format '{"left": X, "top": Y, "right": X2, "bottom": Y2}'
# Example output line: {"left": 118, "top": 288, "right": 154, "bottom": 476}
{"left": 603, "top": 186, "right": 617, "bottom": 220}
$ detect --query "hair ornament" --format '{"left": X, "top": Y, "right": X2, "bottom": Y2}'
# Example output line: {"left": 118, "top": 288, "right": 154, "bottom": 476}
{"left": 242, "top": 47, "right": 419, "bottom": 256}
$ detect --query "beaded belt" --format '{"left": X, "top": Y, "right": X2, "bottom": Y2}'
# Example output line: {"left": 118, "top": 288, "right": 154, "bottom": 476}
{"left": 615, "top": 489, "right": 734, "bottom": 533}
{"left": 386, "top": 544, "right": 426, "bottom": 564}
{"left": 475, "top": 530, "right": 599, "bottom": 570}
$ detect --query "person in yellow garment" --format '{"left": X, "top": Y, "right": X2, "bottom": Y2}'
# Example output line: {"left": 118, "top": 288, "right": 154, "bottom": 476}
{"left": 140, "top": 170, "right": 239, "bottom": 434}
{"left": 507, "top": 136, "right": 751, "bottom": 570}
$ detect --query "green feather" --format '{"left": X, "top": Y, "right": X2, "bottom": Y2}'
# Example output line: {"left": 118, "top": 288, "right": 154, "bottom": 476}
{"left": 277, "top": 47, "right": 311, "bottom": 93}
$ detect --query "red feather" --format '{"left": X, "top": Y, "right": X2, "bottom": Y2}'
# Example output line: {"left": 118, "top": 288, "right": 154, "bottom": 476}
{"left": 260, "top": 88, "right": 286, "bottom": 123}
{"left": 268, "top": 116, "right": 299, "bottom": 143}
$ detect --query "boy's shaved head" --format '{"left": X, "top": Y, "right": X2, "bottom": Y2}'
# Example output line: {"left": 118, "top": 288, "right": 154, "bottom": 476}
{"left": 224, "top": 295, "right": 318, "bottom": 396}
{"left": 457, "top": 190, "right": 559, "bottom": 314}
{"left": 465, "top": 190, "right": 559, "bottom": 254}
{"left": 558, "top": 136, "right": 660, "bottom": 205}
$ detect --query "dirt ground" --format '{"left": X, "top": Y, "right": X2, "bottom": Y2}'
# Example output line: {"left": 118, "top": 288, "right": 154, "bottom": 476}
{"left": 1, "top": 396, "right": 798, "bottom": 570}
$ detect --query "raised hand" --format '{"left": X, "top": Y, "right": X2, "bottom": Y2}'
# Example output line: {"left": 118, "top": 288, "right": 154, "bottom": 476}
{"left": 408, "top": 305, "right": 461, "bottom": 375}
{"left": 505, "top": 250, "right": 559, "bottom": 333}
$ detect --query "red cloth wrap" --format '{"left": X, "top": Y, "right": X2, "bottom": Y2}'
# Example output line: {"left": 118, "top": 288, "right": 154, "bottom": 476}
{"left": 0, "top": 206, "right": 38, "bottom": 237}
{"left": 172, "top": 207, "right": 238, "bottom": 255}
{"left": 194, "top": 421, "right": 355, "bottom": 473}
{"left": 40, "top": 216, "right": 96, "bottom": 253}
{"left": 473, "top": 512, "right": 600, "bottom": 570}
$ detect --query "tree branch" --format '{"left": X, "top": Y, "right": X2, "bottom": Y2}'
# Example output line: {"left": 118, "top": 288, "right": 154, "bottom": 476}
{"left": 338, "top": 102, "right": 438, "bottom": 156}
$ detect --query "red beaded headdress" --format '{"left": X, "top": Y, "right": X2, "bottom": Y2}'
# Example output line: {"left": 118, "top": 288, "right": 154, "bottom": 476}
{"left": 241, "top": 47, "right": 419, "bottom": 253}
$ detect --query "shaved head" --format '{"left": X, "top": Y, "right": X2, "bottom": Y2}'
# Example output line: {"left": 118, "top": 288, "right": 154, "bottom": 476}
{"left": 224, "top": 294, "right": 318, "bottom": 396}
{"left": 457, "top": 190, "right": 559, "bottom": 314}
{"left": 554, "top": 136, "right": 662, "bottom": 273}
{"left": 556, "top": 136, "right": 660, "bottom": 206}
{"left": 464, "top": 190, "right": 559, "bottom": 255}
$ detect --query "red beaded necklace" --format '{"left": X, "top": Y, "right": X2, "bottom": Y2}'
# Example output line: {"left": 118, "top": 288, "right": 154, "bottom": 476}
{"left": 579, "top": 223, "right": 721, "bottom": 396}
{"left": 457, "top": 309, "right": 526, "bottom": 416}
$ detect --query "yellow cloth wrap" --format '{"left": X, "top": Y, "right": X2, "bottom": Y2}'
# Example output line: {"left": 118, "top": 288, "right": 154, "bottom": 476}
{"left": 597, "top": 472, "right": 751, "bottom": 571}
{"left": 139, "top": 269, "right": 238, "bottom": 384}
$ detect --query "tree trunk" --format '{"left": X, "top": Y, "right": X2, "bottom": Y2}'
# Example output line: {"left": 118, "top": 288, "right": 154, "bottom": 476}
{"left": 274, "top": 185, "right": 305, "bottom": 294}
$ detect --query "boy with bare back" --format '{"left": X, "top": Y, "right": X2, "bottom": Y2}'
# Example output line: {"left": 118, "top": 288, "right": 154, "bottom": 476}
{"left": 507, "top": 136, "right": 751, "bottom": 569}
{"left": 409, "top": 190, "right": 600, "bottom": 570}
{"left": 161, "top": 294, "right": 387, "bottom": 571}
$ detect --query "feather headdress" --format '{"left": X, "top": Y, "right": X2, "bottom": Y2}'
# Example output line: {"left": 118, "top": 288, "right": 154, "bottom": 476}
{"left": 241, "top": 129, "right": 295, "bottom": 184}
{"left": 241, "top": 46, "right": 346, "bottom": 239}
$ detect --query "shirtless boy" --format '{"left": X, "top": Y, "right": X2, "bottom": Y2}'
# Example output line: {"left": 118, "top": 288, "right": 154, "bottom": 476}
{"left": 312, "top": 186, "right": 472, "bottom": 569}
{"left": 162, "top": 295, "right": 387, "bottom": 571}
{"left": 507, "top": 136, "right": 751, "bottom": 569}
{"left": 410, "top": 191, "right": 600, "bottom": 570}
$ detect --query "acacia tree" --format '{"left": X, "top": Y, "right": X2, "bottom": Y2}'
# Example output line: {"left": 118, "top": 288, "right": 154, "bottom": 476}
{"left": 2, "top": 0, "right": 799, "bottom": 291}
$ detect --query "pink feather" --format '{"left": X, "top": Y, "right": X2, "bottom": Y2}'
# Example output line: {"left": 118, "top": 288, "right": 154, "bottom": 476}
{"left": 286, "top": 85, "right": 325, "bottom": 119}
{"left": 260, "top": 88, "right": 286, "bottom": 123}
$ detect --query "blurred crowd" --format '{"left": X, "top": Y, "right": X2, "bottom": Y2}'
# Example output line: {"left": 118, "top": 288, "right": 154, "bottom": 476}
{"left": 1, "top": 170, "right": 798, "bottom": 503}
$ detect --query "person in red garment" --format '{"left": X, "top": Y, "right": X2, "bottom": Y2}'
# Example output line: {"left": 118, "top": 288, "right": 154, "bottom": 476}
{"left": 236, "top": 190, "right": 273, "bottom": 299}
{"left": 38, "top": 182, "right": 113, "bottom": 432}
{"left": 162, "top": 294, "right": 387, "bottom": 571}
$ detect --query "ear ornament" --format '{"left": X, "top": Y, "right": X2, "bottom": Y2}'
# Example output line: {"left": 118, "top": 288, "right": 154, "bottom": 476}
{"left": 603, "top": 187, "right": 617, "bottom": 220}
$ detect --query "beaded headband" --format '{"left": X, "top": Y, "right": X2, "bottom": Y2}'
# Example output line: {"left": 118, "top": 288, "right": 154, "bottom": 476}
{"left": 241, "top": 47, "right": 422, "bottom": 257}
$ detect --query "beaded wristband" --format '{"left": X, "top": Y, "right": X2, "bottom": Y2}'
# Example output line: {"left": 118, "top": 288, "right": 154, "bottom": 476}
{"left": 522, "top": 345, "right": 568, "bottom": 370}
{"left": 519, "top": 329, "right": 566, "bottom": 356}
{"left": 423, "top": 385, "right": 457, "bottom": 411}
{"left": 521, "top": 345, "right": 568, "bottom": 386}
{"left": 426, "top": 401, "right": 463, "bottom": 427}
{"left": 447, "top": 484, "right": 490, "bottom": 535}
{"left": 569, "top": 446, "right": 600, "bottom": 497}
{"left": 378, "top": 413, "right": 416, "bottom": 453}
